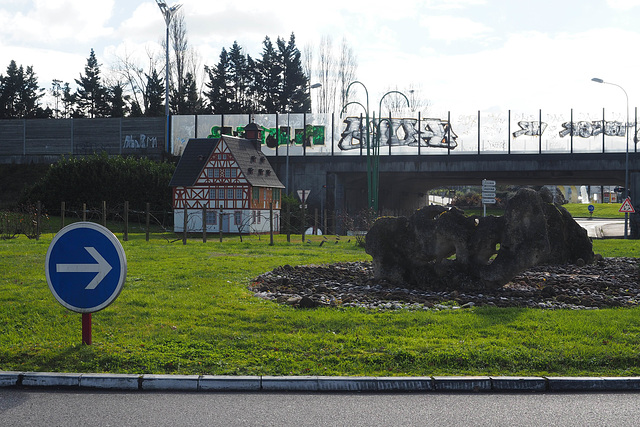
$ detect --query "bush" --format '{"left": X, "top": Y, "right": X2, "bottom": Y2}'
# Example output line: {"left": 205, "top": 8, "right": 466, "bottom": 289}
{"left": 20, "top": 152, "right": 175, "bottom": 215}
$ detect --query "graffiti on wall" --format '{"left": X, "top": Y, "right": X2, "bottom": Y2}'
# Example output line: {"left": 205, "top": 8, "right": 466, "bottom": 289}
{"left": 512, "top": 121, "right": 548, "bottom": 138}
{"left": 209, "top": 125, "right": 325, "bottom": 147}
{"left": 337, "top": 117, "right": 458, "bottom": 150}
{"left": 511, "top": 120, "right": 631, "bottom": 139}
{"left": 559, "top": 121, "right": 627, "bottom": 138}
{"left": 123, "top": 134, "right": 158, "bottom": 149}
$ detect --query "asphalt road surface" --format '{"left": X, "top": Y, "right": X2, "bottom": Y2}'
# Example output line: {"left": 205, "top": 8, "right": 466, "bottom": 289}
{"left": 2, "top": 389, "right": 640, "bottom": 426}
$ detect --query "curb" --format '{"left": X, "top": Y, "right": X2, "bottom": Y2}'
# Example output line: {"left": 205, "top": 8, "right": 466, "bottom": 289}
{"left": 4, "top": 371, "right": 640, "bottom": 392}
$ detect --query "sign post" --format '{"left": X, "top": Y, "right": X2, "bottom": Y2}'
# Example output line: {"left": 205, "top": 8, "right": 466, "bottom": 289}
{"left": 45, "top": 222, "right": 127, "bottom": 345}
{"left": 482, "top": 179, "right": 496, "bottom": 217}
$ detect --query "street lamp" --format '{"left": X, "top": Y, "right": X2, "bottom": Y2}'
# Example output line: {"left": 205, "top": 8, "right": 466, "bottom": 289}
{"left": 309, "top": 82, "right": 322, "bottom": 113}
{"left": 155, "top": 0, "right": 182, "bottom": 154}
{"left": 373, "top": 91, "right": 409, "bottom": 212}
{"left": 591, "top": 77, "right": 630, "bottom": 238}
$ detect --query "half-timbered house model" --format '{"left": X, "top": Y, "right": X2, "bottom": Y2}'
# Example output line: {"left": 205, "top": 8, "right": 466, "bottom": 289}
{"left": 169, "top": 124, "right": 285, "bottom": 234}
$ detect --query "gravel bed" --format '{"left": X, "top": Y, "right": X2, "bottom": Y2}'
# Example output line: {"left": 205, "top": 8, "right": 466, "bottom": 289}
{"left": 249, "top": 258, "right": 640, "bottom": 310}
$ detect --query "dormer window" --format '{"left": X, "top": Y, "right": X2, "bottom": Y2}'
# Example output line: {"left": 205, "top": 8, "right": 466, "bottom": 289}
{"left": 259, "top": 157, "right": 266, "bottom": 164}
{"left": 266, "top": 170, "right": 271, "bottom": 176}
{"left": 250, "top": 156, "right": 257, "bottom": 163}
{"left": 258, "top": 169, "right": 264, "bottom": 176}
{"left": 248, "top": 168, "right": 254, "bottom": 174}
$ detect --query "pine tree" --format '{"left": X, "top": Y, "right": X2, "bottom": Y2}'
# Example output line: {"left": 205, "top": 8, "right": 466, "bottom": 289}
{"left": 255, "top": 36, "right": 283, "bottom": 113}
{"left": 145, "top": 69, "right": 165, "bottom": 117}
{"left": 74, "top": 49, "right": 110, "bottom": 118}
{"left": 181, "top": 72, "right": 202, "bottom": 114}
{"left": 0, "top": 60, "right": 48, "bottom": 118}
{"left": 108, "top": 82, "right": 130, "bottom": 117}
{"left": 204, "top": 48, "right": 232, "bottom": 114}
{"left": 277, "top": 33, "right": 310, "bottom": 112}
{"left": 227, "top": 41, "right": 250, "bottom": 113}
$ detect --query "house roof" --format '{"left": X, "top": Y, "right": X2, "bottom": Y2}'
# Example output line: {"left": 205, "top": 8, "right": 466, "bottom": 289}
{"left": 169, "top": 136, "right": 284, "bottom": 189}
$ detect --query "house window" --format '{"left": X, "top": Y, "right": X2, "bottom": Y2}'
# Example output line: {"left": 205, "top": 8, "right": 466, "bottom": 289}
{"left": 214, "top": 169, "right": 220, "bottom": 178}
{"left": 225, "top": 169, "right": 231, "bottom": 178}
{"left": 235, "top": 189, "right": 243, "bottom": 199}
{"left": 231, "top": 169, "right": 237, "bottom": 178}
{"left": 207, "top": 168, "right": 213, "bottom": 178}
{"left": 273, "top": 188, "right": 280, "bottom": 201}
{"left": 263, "top": 188, "right": 268, "bottom": 200}
{"left": 234, "top": 211, "right": 242, "bottom": 225}
{"left": 227, "top": 189, "right": 234, "bottom": 199}
{"left": 252, "top": 210, "right": 256, "bottom": 224}
{"left": 209, "top": 189, "right": 215, "bottom": 199}
{"left": 252, "top": 187, "right": 259, "bottom": 201}
{"left": 218, "top": 188, "right": 225, "bottom": 199}
{"left": 206, "top": 211, "right": 217, "bottom": 225}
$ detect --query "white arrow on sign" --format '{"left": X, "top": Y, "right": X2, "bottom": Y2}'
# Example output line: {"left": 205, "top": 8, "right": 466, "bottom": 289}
{"left": 56, "top": 247, "right": 112, "bottom": 290}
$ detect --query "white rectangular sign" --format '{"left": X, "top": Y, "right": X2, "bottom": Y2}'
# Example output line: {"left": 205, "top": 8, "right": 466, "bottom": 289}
{"left": 482, "top": 192, "right": 496, "bottom": 198}
{"left": 482, "top": 180, "right": 496, "bottom": 186}
{"left": 482, "top": 198, "right": 497, "bottom": 204}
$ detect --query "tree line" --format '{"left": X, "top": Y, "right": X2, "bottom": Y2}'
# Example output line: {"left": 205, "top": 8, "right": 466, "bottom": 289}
{"left": 0, "top": 11, "right": 360, "bottom": 120}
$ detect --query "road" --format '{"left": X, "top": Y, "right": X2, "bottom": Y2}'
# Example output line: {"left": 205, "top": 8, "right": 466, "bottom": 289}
{"left": 2, "top": 389, "right": 640, "bottom": 426}
{"left": 574, "top": 218, "right": 624, "bottom": 239}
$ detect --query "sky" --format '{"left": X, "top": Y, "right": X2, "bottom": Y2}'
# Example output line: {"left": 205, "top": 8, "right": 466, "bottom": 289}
{"left": 1, "top": 0, "right": 640, "bottom": 117}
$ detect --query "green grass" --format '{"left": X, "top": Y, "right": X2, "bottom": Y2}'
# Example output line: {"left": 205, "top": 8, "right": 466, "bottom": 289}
{"left": 562, "top": 203, "right": 625, "bottom": 219}
{"left": 1, "top": 232, "right": 640, "bottom": 377}
{"left": 462, "top": 203, "right": 625, "bottom": 219}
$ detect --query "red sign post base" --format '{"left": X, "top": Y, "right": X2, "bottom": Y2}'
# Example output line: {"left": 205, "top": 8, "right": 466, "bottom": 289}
{"left": 82, "top": 313, "right": 92, "bottom": 345}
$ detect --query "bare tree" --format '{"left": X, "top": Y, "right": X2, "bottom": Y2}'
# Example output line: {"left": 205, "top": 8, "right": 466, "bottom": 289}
{"left": 111, "top": 47, "right": 163, "bottom": 115}
{"left": 381, "top": 84, "right": 429, "bottom": 116}
{"left": 315, "top": 35, "right": 337, "bottom": 114}
{"left": 302, "top": 43, "right": 313, "bottom": 84}
{"left": 338, "top": 37, "right": 358, "bottom": 114}
{"left": 167, "top": 10, "right": 201, "bottom": 114}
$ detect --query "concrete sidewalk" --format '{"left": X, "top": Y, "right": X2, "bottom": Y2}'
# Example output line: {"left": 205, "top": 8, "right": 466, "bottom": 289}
{"left": 3, "top": 371, "right": 640, "bottom": 392}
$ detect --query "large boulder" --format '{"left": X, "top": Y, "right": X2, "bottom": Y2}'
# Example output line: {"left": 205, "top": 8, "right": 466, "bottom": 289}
{"left": 365, "top": 188, "right": 594, "bottom": 290}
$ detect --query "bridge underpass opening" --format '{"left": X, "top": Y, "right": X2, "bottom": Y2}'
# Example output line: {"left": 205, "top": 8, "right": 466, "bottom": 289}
{"left": 344, "top": 172, "right": 628, "bottom": 216}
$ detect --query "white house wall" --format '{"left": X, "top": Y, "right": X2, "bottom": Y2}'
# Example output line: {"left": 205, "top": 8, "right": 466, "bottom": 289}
{"left": 173, "top": 209, "right": 280, "bottom": 234}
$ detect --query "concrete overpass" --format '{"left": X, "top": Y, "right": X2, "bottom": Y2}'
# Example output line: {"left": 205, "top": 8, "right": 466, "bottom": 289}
{"left": 269, "top": 151, "right": 640, "bottom": 216}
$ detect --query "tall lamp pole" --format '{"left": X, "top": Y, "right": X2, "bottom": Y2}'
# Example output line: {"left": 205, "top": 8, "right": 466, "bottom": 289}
{"left": 591, "top": 77, "right": 630, "bottom": 238}
{"left": 155, "top": 0, "right": 182, "bottom": 154}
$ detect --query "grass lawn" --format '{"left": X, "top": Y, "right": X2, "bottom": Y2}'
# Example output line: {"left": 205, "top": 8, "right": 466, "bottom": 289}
{"left": 1, "top": 231, "right": 640, "bottom": 377}
{"left": 463, "top": 203, "right": 625, "bottom": 219}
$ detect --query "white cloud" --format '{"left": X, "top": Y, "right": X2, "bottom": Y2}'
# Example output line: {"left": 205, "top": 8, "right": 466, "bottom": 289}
{"left": 420, "top": 14, "right": 493, "bottom": 41}
{"left": 606, "top": 0, "right": 640, "bottom": 9}
{"left": 0, "top": 0, "right": 114, "bottom": 48}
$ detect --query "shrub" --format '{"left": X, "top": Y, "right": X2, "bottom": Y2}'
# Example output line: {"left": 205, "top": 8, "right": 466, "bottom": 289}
{"left": 20, "top": 152, "right": 175, "bottom": 216}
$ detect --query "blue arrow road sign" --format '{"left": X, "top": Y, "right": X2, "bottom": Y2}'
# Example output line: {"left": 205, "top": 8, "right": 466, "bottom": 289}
{"left": 45, "top": 222, "right": 126, "bottom": 313}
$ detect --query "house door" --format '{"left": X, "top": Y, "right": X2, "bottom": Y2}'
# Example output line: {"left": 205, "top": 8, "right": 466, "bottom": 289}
{"left": 222, "top": 213, "right": 230, "bottom": 232}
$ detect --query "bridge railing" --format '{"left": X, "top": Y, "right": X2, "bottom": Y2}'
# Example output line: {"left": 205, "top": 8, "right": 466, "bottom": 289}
{"left": 171, "top": 108, "right": 638, "bottom": 157}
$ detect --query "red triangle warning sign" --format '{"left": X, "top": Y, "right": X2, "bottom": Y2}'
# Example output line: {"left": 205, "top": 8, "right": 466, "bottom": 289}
{"left": 620, "top": 197, "right": 635, "bottom": 213}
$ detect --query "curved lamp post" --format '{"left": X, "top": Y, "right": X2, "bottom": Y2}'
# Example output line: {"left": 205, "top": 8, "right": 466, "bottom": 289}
{"left": 341, "top": 83, "right": 411, "bottom": 212}
{"left": 374, "top": 91, "right": 410, "bottom": 211}
{"left": 344, "top": 82, "right": 374, "bottom": 209}
{"left": 591, "top": 77, "right": 629, "bottom": 238}
{"left": 155, "top": 0, "right": 182, "bottom": 154}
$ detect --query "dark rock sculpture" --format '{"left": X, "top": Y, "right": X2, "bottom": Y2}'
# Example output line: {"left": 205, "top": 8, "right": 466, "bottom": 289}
{"left": 365, "top": 188, "right": 594, "bottom": 290}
